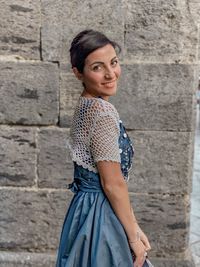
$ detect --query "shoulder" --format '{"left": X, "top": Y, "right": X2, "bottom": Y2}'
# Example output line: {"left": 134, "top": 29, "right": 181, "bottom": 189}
{"left": 79, "top": 96, "right": 119, "bottom": 120}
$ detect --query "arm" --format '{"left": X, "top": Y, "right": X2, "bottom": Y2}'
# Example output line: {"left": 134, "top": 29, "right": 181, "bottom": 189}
{"left": 97, "top": 161, "right": 151, "bottom": 266}
{"left": 97, "top": 161, "right": 138, "bottom": 237}
{"left": 90, "top": 112, "right": 151, "bottom": 265}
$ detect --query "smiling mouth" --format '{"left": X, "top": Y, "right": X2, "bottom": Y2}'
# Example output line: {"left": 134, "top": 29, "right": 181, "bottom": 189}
{"left": 102, "top": 80, "right": 116, "bottom": 85}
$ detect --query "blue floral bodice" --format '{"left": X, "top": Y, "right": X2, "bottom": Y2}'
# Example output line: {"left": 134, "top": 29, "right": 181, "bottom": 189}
{"left": 118, "top": 119, "right": 134, "bottom": 180}
{"left": 69, "top": 118, "right": 134, "bottom": 194}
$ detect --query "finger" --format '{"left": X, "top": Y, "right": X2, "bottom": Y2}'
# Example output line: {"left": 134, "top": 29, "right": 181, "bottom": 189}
{"left": 145, "top": 245, "right": 151, "bottom": 251}
{"left": 141, "top": 238, "right": 151, "bottom": 251}
{"left": 134, "top": 258, "right": 145, "bottom": 267}
{"left": 134, "top": 254, "right": 146, "bottom": 267}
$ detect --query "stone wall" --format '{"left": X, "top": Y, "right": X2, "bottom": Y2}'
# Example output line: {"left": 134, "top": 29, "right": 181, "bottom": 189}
{"left": 0, "top": 0, "right": 199, "bottom": 266}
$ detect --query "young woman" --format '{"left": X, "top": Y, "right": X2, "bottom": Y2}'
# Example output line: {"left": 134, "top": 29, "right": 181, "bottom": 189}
{"left": 56, "top": 29, "right": 152, "bottom": 267}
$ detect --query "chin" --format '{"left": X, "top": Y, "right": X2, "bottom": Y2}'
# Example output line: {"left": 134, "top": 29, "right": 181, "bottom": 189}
{"left": 110, "top": 88, "right": 117, "bottom": 96}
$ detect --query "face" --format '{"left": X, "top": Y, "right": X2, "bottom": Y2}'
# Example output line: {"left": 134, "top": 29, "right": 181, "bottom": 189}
{"left": 73, "top": 44, "right": 121, "bottom": 100}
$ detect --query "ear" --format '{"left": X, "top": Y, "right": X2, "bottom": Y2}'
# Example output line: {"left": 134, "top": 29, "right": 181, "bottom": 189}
{"left": 72, "top": 67, "right": 83, "bottom": 81}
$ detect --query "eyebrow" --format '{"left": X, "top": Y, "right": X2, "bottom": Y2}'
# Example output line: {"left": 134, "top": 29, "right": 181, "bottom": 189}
{"left": 89, "top": 56, "right": 118, "bottom": 66}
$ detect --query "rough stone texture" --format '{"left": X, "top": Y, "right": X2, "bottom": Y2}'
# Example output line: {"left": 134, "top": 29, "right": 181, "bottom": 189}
{"left": 40, "top": 0, "right": 62, "bottom": 61}
{"left": 151, "top": 256, "right": 195, "bottom": 267}
{"left": 0, "top": 188, "right": 72, "bottom": 252}
{"left": 0, "top": 252, "right": 56, "bottom": 267}
{"left": 188, "top": 0, "right": 200, "bottom": 64}
{"left": 37, "top": 127, "right": 74, "bottom": 188}
{"left": 111, "top": 64, "right": 196, "bottom": 131}
{"left": 188, "top": 0, "right": 200, "bottom": 25}
{"left": 0, "top": 126, "right": 37, "bottom": 187}
{"left": 41, "top": 0, "right": 124, "bottom": 62}
{"left": 130, "top": 193, "right": 190, "bottom": 258}
{"left": 0, "top": 62, "right": 59, "bottom": 125}
{"left": 127, "top": 131, "right": 193, "bottom": 194}
{"left": 0, "top": 0, "right": 41, "bottom": 60}
{"left": 199, "top": 28, "right": 200, "bottom": 64}
{"left": 59, "top": 73, "right": 83, "bottom": 127}
{"left": 124, "top": 0, "right": 198, "bottom": 63}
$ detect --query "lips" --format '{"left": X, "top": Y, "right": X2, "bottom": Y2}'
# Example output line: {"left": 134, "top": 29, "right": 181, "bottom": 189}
{"left": 102, "top": 80, "right": 116, "bottom": 85}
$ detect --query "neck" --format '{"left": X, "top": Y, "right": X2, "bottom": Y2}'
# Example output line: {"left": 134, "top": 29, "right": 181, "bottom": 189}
{"left": 81, "top": 90, "right": 109, "bottom": 101}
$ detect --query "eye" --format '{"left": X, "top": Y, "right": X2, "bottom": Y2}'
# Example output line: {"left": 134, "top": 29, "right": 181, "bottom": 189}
{"left": 111, "top": 59, "right": 118, "bottom": 67}
{"left": 92, "top": 65, "right": 102, "bottom": 71}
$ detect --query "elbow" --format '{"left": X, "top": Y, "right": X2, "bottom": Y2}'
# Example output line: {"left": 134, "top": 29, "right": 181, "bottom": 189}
{"left": 102, "top": 177, "right": 126, "bottom": 196}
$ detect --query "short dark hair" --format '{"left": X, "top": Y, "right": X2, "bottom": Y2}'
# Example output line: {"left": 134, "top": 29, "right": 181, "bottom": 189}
{"left": 69, "top": 29, "right": 121, "bottom": 73}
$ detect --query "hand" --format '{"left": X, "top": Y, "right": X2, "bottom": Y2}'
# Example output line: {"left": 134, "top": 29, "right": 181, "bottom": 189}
{"left": 137, "top": 226, "right": 151, "bottom": 252}
{"left": 128, "top": 226, "right": 151, "bottom": 267}
{"left": 129, "top": 239, "right": 147, "bottom": 267}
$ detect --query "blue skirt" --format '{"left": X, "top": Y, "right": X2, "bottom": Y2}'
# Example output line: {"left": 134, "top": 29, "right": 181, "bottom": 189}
{"left": 55, "top": 165, "right": 150, "bottom": 267}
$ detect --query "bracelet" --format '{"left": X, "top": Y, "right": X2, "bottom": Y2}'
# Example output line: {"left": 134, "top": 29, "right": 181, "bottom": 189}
{"left": 128, "top": 231, "right": 140, "bottom": 244}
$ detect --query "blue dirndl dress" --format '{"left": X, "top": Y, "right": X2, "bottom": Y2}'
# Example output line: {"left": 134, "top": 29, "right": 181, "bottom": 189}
{"left": 55, "top": 117, "right": 150, "bottom": 267}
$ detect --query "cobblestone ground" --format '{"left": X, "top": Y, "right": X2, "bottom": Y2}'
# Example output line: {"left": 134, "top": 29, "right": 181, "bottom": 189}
{"left": 190, "top": 104, "right": 200, "bottom": 267}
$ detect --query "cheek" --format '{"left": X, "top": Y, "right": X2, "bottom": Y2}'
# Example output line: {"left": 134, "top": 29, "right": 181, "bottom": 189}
{"left": 116, "top": 65, "right": 121, "bottom": 78}
{"left": 87, "top": 73, "right": 103, "bottom": 84}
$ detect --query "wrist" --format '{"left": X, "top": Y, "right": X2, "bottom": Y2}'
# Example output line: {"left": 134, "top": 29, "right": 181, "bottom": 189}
{"left": 128, "top": 230, "right": 141, "bottom": 244}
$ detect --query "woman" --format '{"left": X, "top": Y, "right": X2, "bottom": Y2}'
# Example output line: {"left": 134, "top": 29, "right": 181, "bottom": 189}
{"left": 56, "top": 29, "right": 152, "bottom": 267}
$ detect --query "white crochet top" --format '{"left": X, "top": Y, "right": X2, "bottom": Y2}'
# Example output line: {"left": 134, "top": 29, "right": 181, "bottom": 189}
{"left": 68, "top": 96, "right": 121, "bottom": 173}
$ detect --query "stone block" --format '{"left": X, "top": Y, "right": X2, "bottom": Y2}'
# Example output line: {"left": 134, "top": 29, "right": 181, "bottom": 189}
{"left": 124, "top": 0, "right": 198, "bottom": 63}
{"left": 0, "top": 189, "right": 73, "bottom": 251}
{"left": 188, "top": 0, "right": 200, "bottom": 25}
{"left": 0, "top": 252, "right": 56, "bottom": 267}
{"left": 127, "top": 130, "right": 193, "bottom": 194}
{"left": 0, "top": 0, "right": 40, "bottom": 59}
{"left": 111, "top": 64, "right": 196, "bottom": 131}
{"left": 150, "top": 256, "right": 195, "bottom": 267}
{"left": 0, "top": 126, "right": 37, "bottom": 187}
{"left": 199, "top": 26, "right": 200, "bottom": 63}
{"left": 41, "top": 0, "right": 124, "bottom": 62}
{"left": 40, "top": 0, "right": 62, "bottom": 61}
{"left": 37, "top": 127, "right": 74, "bottom": 188}
{"left": 130, "top": 193, "right": 190, "bottom": 257}
{"left": 59, "top": 73, "right": 82, "bottom": 127}
{"left": 0, "top": 62, "right": 59, "bottom": 125}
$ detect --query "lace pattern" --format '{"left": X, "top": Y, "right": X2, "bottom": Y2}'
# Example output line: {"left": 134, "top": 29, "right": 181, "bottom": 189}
{"left": 68, "top": 96, "right": 121, "bottom": 173}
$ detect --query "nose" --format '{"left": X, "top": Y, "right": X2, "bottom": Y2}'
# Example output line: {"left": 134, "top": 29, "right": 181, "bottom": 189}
{"left": 104, "top": 67, "right": 115, "bottom": 79}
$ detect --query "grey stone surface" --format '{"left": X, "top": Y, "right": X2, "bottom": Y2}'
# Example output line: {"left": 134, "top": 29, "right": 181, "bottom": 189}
{"left": 130, "top": 194, "right": 189, "bottom": 259}
{"left": 130, "top": 193, "right": 190, "bottom": 257}
{"left": 41, "top": 0, "right": 124, "bottom": 62}
{"left": 190, "top": 106, "right": 200, "bottom": 266}
{"left": 40, "top": 0, "right": 62, "bottom": 62}
{"left": 189, "top": 0, "right": 200, "bottom": 25}
{"left": 199, "top": 27, "right": 200, "bottom": 64}
{"left": 0, "top": 62, "right": 59, "bottom": 125}
{"left": 0, "top": 0, "right": 41, "bottom": 59}
{"left": 0, "top": 126, "right": 37, "bottom": 187}
{"left": 0, "top": 188, "right": 72, "bottom": 251}
{"left": 59, "top": 73, "right": 83, "bottom": 127}
{"left": 0, "top": 251, "right": 56, "bottom": 267}
{"left": 37, "top": 127, "right": 74, "bottom": 188}
{"left": 127, "top": 130, "right": 193, "bottom": 194}
{"left": 124, "top": 0, "right": 198, "bottom": 63}
{"left": 111, "top": 64, "right": 196, "bottom": 131}
{"left": 150, "top": 256, "right": 195, "bottom": 267}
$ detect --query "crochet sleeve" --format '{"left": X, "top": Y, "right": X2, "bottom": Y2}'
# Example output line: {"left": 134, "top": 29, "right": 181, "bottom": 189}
{"left": 90, "top": 113, "right": 121, "bottom": 163}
